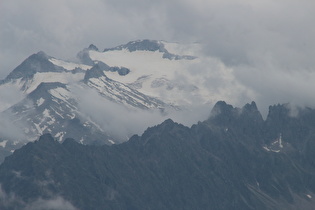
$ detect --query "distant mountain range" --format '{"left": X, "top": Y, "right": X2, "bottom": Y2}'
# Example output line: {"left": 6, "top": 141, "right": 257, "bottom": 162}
{"left": 0, "top": 39, "right": 250, "bottom": 162}
{"left": 0, "top": 101, "right": 315, "bottom": 209}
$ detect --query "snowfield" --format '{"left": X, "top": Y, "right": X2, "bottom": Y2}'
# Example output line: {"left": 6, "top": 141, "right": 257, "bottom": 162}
{"left": 88, "top": 42, "right": 251, "bottom": 106}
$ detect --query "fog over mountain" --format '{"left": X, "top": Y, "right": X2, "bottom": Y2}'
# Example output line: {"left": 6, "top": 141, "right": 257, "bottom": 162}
{"left": 1, "top": 0, "right": 315, "bottom": 114}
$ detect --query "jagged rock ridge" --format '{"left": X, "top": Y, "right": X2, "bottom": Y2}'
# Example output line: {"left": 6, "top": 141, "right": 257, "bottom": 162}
{"left": 1, "top": 101, "right": 315, "bottom": 209}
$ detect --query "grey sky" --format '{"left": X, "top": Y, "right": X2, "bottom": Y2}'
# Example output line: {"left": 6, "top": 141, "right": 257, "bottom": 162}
{"left": 1, "top": 0, "right": 315, "bottom": 112}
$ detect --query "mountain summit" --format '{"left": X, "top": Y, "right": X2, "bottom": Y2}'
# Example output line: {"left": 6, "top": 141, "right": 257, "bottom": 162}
{"left": 4, "top": 51, "right": 64, "bottom": 81}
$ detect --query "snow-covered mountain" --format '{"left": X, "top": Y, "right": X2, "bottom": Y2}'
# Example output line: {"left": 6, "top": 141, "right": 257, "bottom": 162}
{"left": 84, "top": 40, "right": 213, "bottom": 106}
{"left": 0, "top": 52, "right": 110, "bottom": 162}
{"left": 0, "top": 39, "right": 250, "bottom": 161}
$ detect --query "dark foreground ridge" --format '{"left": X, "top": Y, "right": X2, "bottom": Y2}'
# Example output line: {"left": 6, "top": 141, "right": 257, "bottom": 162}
{"left": 1, "top": 101, "right": 315, "bottom": 209}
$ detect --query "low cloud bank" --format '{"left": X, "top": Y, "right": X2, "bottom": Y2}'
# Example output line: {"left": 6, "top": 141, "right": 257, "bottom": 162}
{"left": 73, "top": 85, "right": 214, "bottom": 141}
{"left": 0, "top": 111, "right": 26, "bottom": 141}
{"left": 0, "top": 185, "right": 77, "bottom": 210}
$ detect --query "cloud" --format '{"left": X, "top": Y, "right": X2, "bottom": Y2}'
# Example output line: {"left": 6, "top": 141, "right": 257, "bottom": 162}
{"left": 73, "top": 85, "right": 164, "bottom": 141}
{"left": 0, "top": 185, "right": 77, "bottom": 210}
{"left": 0, "top": 111, "right": 26, "bottom": 141}
{"left": 0, "top": 0, "right": 314, "bottom": 114}
{"left": 0, "top": 185, "right": 23, "bottom": 209}
{"left": 233, "top": 64, "right": 315, "bottom": 116}
{"left": 0, "top": 85, "right": 26, "bottom": 141}
{"left": 0, "top": 84, "right": 24, "bottom": 112}
{"left": 24, "top": 197, "right": 78, "bottom": 210}
{"left": 72, "top": 84, "right": 215, "bottom": 141}
{"left": 0, "top": 0, "right": 171, "bottom": 78}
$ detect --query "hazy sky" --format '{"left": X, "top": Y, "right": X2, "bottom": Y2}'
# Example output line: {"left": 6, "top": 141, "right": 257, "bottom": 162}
{"left": 1, "top": 0, "right": 315, "bottom": 111}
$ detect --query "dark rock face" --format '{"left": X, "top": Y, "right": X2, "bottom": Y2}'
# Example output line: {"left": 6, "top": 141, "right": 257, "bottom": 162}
{"left": 104, "top": 39, "right": 196, "bottom": 60}
{"left": 4, "top": 52, "right": 64, "bottom": 81}
{"left": 4, "top": 81, "right": 111, "bottom": 147}
{"left": 104, "top": 39, "right": 163, "bottom": 52}
{"left": 1, "top": 102, "right": 315, "bottom": 209}
{"left": 87, "top": 44, "right": 99, "bottom": 51}
{"left": 77, "top": 48, "right": 95, "bottom": 66}
{"left": 109, "top": 66, "right": 130, "bottom": 76}
{"left": 83, "top": 64, "right": 107, "bottom": 81}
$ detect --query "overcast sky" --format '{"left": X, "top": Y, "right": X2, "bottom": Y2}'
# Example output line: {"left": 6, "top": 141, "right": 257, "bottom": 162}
{"left": 1, "top": 0, "right": 315, "bottom": 112}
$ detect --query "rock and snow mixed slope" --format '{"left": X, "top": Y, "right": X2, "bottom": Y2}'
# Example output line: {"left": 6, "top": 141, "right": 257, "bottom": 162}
{"left": 83, "top": 64, "right": 167, "bottom": 110}
{"left": 0, "top": 53, "right": 114, "bottom": 159}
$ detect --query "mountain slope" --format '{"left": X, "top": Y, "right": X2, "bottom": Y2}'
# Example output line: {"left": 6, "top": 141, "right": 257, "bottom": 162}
{"left": 83, "top": 64, "right": 167, "bottom": 109}
{"left": 0, "top": 52, "right": 112, "bottom": 145}
{"left": 1, "top": 102, "right": 315, "bottom": 209}
{"left": 8, "top": 82, "right": 109, "bottom": 144}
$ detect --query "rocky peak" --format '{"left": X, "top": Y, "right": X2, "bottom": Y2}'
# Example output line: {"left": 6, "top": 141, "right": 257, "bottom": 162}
{"left": 242, "top": 101, "right": 258, "bottom": 112}
{"left": 241, "top": 101, "right": 264, "bottom": 123}
{"left": 36, "top": 133, "right": 55, "bottom": 144}
{"left": 103, "top": 39, "right": 194, "bottom": 60}
{"left": 266, "top": 104, "right": 290, "bottom": 121}
{"left": 264, "top": 104, "right": 315, "bottom": 147}
{"left": 77, "top": 48, "right": 95, "bottom": 66}
{"left": 4, "top": 51, "right": 64, "bottom": 81}
{"left": 104, "top": 39, "right": 163, "bottom": 52}
{"left": 88, "top": 44, "right": 99, "bottom": 51}
{"left": 83, "top": 64, "right": 107, "bottom": 82}
{"left": 208, "top": 101, "right": 240, "bottom": 125}
{"left": 209, "top": 101, "right": 263, "bottom": 123}
{"left": 28, "top": 82, "right": 68, "bottom": 101}
{"left": 207, "top": 101, "right": 264, "bottom": 144}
